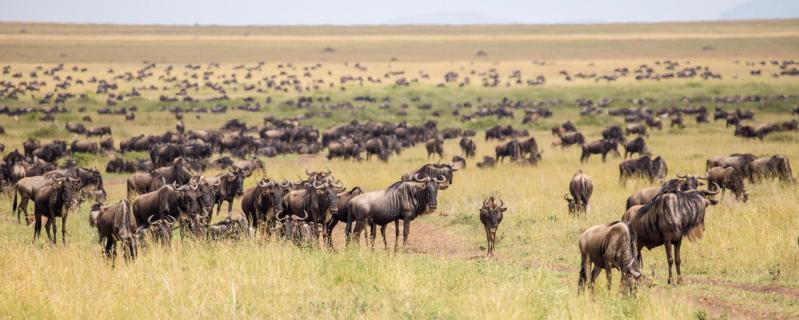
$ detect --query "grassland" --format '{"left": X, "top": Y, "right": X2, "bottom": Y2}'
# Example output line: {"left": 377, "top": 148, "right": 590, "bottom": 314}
{"left": 0, "top": 20, "right": 798, "bottom": 319}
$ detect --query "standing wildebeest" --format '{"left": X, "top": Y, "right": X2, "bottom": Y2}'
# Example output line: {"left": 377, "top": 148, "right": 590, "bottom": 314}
{"left": 204, "top": 168, "right": 246, "bottom": 217}
{"left": 519, "top": 136, "right": 539, "bottom": 157}
{"left": 625, "top": 176, "right": 706, "bottom": 209}
{"left": 578, "top": 221, "right": 642, "bottom": 293}
{"left": 479, "top": 197, "right": 507, "bottom": 257}
{"left": 33, "top": 176, "right": 81, "bottom": 245}
{"left": 425, "top": 136, "right": 444, "bottom": 159}
{"left": 622, "top": 188, "right": 718, "bottom": 284}
{"left": 71, "top": 140, "right": 98, "bottom": 154}
{"left": 282, "top": 177, "right": 344, "bottom": 244}
{"left": 459, "top": 137, "right": 476, "bottom": 158}
{"left": 556, "top": 131, "right": 585, "bottom": 148}
{"left": 707, "top": 166, "right": 748, "bottom": 202}
{"left": 23, "top": 138, "right": 40, "bottom": 159}
{"left": 580, "top": 139, "right": 620, "bottom": 163}
{"left": 619, "top": 155, "right": 668, "bottom": 184}
{"left": 495, "top": 139, "right": 522, "bottom": 162}
{"left": 89, "top": 200, "right": 138, "bottom": 265}
{"left": 706, "top": 154, "right": 757, "bottom": 181}
{"left": 625, "top": 124, "right": 647, "bottom": 136}
{"left": 232, "top": 159, "right": 264, "bottom": 177}
{"left": 401, "top": 163, "right": 456, "bottom": 190}
{"left": 602, "top": 125, "right": 625, "bottom": 143}
{"left": 241, "top": 178, "right": 289, "bottom": 236}
{"left": 346, "top": 175, "right": 444, "bottom": 250}
{"left": 132, "top": 184, "right": 208, "bottom": 242}
{"left": 623, "top": 137, "right": 648, "bottom": 158}
{"left": 86, "top": 126, "right": 112, "bottom": 137}
{"left": 126, "top": 157, "right": 192, "bottom": 198}
{"left": 14, "top": 167, "right": 105, "bottom": 224}
{"left": 565, "top": 170, "right": 593, "bottom": 215}
{"left": 748, "top": 155, "right": 794, "bottom": 183}
{"left": 325, "top": 186, "right": 364, "bottom": 248}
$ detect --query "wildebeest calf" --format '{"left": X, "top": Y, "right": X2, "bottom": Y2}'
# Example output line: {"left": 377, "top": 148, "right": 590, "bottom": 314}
{"left": 578, "top": 221, "right": 642, "bottom": 293}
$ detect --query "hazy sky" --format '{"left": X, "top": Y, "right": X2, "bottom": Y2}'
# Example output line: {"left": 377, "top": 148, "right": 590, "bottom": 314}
{"left": 0, "top": 0, "right": 791, "bottom": 25}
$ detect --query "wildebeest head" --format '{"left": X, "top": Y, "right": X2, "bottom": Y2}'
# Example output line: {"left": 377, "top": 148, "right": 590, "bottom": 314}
{"left": 675, "top": 173, "right": 706, "bottom": 191}
{"left": 144, "top": 215, "right": 177, "bottom": 245}
{"left": 52, "top": 175, "right": 81, "bottom": 210}
{"left": 257, "top": 178, "right": 290, "bottom": 215}
{"left": 480, "top": 197, "right": 506, "bottom": 231}
{"left": 175, "top": 182, "right": 210, "bottom": 235}
{"left": 563, "top": 194, "right": 577, "bottom": 214}
{"left": 311, "top": 178, "right": 344, "bottom": 214}
{"left": 412, "top": 173, "right": 445, "bottom": 210}
{"left": 228, "top": 167, "right": 246, "bottom": 197}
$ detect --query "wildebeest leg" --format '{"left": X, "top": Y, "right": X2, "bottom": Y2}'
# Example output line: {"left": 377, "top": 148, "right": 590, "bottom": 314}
{"left": 104, "top": 238, "right": 114, "bottom": 258}
{"left": 369, "top": 222, "right": 377, "bottom": 249}
{"left": 227, "top": 200, "right": 233, "bottom": 214}
{"left": 674, "top": 240, "right": 683, "bottom": 285}
{"left": 605, "top": 266, "right": 613, "bottom": 291}
{"left": 352, "top": 220, "right": 365, "bottom": 246}
{"left": 216, "top": 201, "right": 222, "bottom": 219}
{"left": 602, "top": 152, "right": 607, "bottom": 162}
{"left": 33, "top": 214, "right": 42, "bottom": 242}
{"left": 45, "top": 215, "right": 54, "bottom": 244}
{"left": 578, "top": 253, "right": 590, "bottom": 293}
{"left": 484, "top": 225, "right": 491, "bottom": 256}
{"left": 61, "top": 215, "right": 67, "bottom": 245}
{"left": 393, "top": 220, "right": 399, "bottom": 252}
{"left": 401, "top": 217, "right": 411, "bottom": 248}
{"left": 326, "top": 219, "right": 337, "bottom": 248}
{"left": 664, "top": 240, "right": 675, "bottom": 285}
{"left": 380, "top": 224, "right": 388, "bottom": 250}
{"left": 590, "top": 265, "right": 601, "bottom": 292}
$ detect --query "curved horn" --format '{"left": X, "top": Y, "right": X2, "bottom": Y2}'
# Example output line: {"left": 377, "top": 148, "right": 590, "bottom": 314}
{"left": 257, "top": 178, "right": 269, "bottom": 187}
{"left": 433, "top": 175, "right": 446, "bottom": 183}
{"left": 676, "top": 173, "right": 686, "bottom": 179}
{"left": 482, "top": 197, "right": 491, "bottom": 208}
{"left": 312, "top": 180, "right": 324, "bottom": 189}
{"left": 498, "top": 199, "right": 505, "bottom": 209}
{"left": 275, "top": 211, "right": 287, "bottom": 221}
{"left": 175, "top": 184, "right": 188, "bottom": 191}
{"left": 278, "top": 179, "right": 291, "bottom": 188}
{"left": 305, "top": 169, "right": 312, "bottom": 176}
{"left": 704, "top": 182, "right": 721, "bottom": 195}
{"left": 298, "top": 210, "right": 309, "bottom": 221}
{"left": 199, "top": 208, "right": 210, "bottom": 219}
{"left": 148, "top": 215, "right": 157, "bottom": 224}
{"left": 698, "top": 173, "right": 708, "bottom": 180}
{"left": 164, "top": 215, "right": 177, "bottom": 225}
{"left": 412, "top": 173, "right": 429, "bottom": 182}
{"left": 563, "top": 193, "right": 571, "bottom": 200}
{"left": 332, "top": 179, "right": 344, "bottom": 188}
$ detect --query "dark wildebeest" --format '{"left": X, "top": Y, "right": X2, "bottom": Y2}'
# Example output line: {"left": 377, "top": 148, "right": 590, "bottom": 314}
{"left": 495, "top": 139, "right": 522, "bottom": 162}
{"left": 204, "top": 168, "right": 247, "bottom": 217}
{"left": 707, "top": 166, "right": 748, "bottom": 202}
{"left": 519, "top": 137, "right": 539, "bottom": 157}
{"left": 451, "top": 155, "right": 466, "bottom": 170}
{"left": 232, "top": 159, "right": 264, "bottom": 177}
{"left": 89, "top": 200, "right": 138, "bottom": 265}
{"left": 65, "top": 122, "right": 87, "bottom": 134}
{"left": 364, "top": 138, "right": 390, "bottom": 162}
{"left": 479, "top": 197, "right": 507, "bottom": 257}
{"left": 86, "top": 126, "right": 112, "bottom": 137}
{"left": 282, "top": 176, "right": 344, "bottom": 245}
{"left": 565, "top": 170, "right": 593, "bottom": 215}
{"left": 425, "top": 136, "right": 444, "bottom": 159}
{"left": 557, "top": 131, "right": 585, "bottom": 148}
{"left": 622, "top": 188, "right": 719, "bottom": 284}
{"left": 346, "top": 175, "right": 444, "bottom": 250}
{"left": 401, "top": 163, "right": 456, "bottom": 190}
{"left": 23, "top": 138, "right": 40, "bottom": 159}
{"left": 619, "top": 155, "right": 668, "bottom": 184}
{"left": 706, "top": 154, "right": 757, "bottom": 181}
{"left": 580, "top": 139, "right": 620, "bottom": 163}
{"left": 71, "top": 140, "right": 99, "bottom": 154}
{"left": 14, "top": 167, "right": 104, "bottom": 224}
{"left": 32, "top": 176, "right": 81, "bottom": 245}
{"left": 132, "top": 184, "right": 208, "bottom": 242}
{"left": 276, "top": 210, "right": 314, "bottom": 246}
{"left": 241, "top": 178, "right": 289, "bottom": 236}
{"left": 127, "top": 158, "right": 192, "bottom": 198}
{"left": 748, "top": 155, "right": 794, "bottom": 183}
{"left": 325, "top": 186, "right": 364, "bottom": 248}
{"left": 126, "top": 171, "right": 165, "bottom": 199}
{"left": 602, "top": 125, "right": 625, "bottom": 143}
{"left": 625, "top": 124, "right": 647, "bottom": 136}
{"left": 623, "top": 137, "right": 648, "bottom": 158}
{"left": 578, "top": 221, "right": 642, "bottom": 293}
{"left": 207, "top": 210, "right": 250, "bottom": 241}
{"left": 459, "top": 137, "right": 476, "bottom": 158}
{"left": 625, "top": 176, "right": 707, "bottom": 209}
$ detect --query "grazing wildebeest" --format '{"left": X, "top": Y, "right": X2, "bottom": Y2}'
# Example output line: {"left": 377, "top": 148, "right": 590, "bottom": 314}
{"left": 707, "top": 166, "right": 748, "bottom": 202}
{"left": 346, "top": 174, "right": 444, "bottom": 250}
{"left": 476, "top": 156, "right": 496, "bottom": 168}
{"left": 32, "top": 176, "right": 81, "bottom": 245}
{"left": 578, "top": 221, "right": 642, "bottom": 293}
{"left": 625, "top": 123, "right": 647, "bottom": 136}
{"left": 706, "top": 154, "right": 757, "bottom": 181}
{"left": 207, "top": 210, "right": 250, "bottom": 240}
{"left": 580, "top": 139, "right": 620, "bottom": 163}
{"left": 479, "top": 197, "right": 507, "bottom": 257}
{"left": 565, "top": 170, "right": 593, "bottom": 215}
{"left": 626, "top": 176, "right": 707, "bottom": 209}
{"left": 459, "top": 137, "right": 476, "bottom": 158}
{"left": 204, "top": 168, "right": 246, "bottom": 217}
{"left": 401, "top": 163, "right": 456, "bottom": 190}
{"left": 495, "top": 139, "right": 522, "bottom": 162}
{"left": 232, "top": 159, "right": 264, "bottom": 177}
{"left": 748, "top": 155, "right": 794, "bottom": 183}
{"left": 425, "top": 136, "right": 444, "bottom": 159}
{"left": 241, "top": 178, "right": 289, "bottom": 236}
{"left": 619, "top": 155, "right": 668, "bottom": 184}
{"left": 89, "top": 200, "right": 138, "bottom": 265}
{"left": 282, "top": 176, "right": 344, "bottom": 244}
{"left": 623, "top": 137, "right": 648, "bottom": 158}
{"left": 622, "top": 188, "right": 719, "bottom": 284}
{"left": 65, "top": 122, "right": 87, "bottom": 134}
{"left": 86, "top": 126, "right": 112, "bottom": 137}
{"left": 602, "top": 125, "right": 625, "bottom": 143}
{"left": 71, "top": 140, "right": 99, "bottom": 154}
{"left": 557, "top": 131, "right": 585, "bottom": 148}
{"left": 127, "top": 158, "right": 192, "bottom": 198}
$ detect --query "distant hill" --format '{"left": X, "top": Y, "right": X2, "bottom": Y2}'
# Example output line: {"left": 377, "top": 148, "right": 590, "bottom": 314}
{"left": 720, "top": 0, "right": 799, "bottom": 20}
{"left": 385, "top": 12, "right": 507, "bottom": 25}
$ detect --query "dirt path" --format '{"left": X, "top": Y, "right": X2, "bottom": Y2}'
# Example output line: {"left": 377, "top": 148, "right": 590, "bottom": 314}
{"left": 352, "top": 219, "right": 798, "bottom": 320}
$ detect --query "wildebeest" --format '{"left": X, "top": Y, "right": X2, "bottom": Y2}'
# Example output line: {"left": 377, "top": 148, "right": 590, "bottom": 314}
{"left": 602, "top": 125, "right": 625, "bottom": 142}
{"left": 556, "top": 131, "right": 585, "bottom": 148}
{"left": 203, "top": 168, "right": 246, "bottom": 217}
{"left": 65, "top": 122, "right": 87, "bottom": 134}
{"left": 578, "top": 221, "right": 642, "bottom": 293}
{"left": 207, "top": 210, "right": 250, "bottom": 240}
{"left": 401, "top": 163, "right": 456, "bottom": 190}
{"left": 565, "top": 170, "right": 593, "bottom": 215}
{"left": 232, "top": 159, "right": 263, "bottom": 177}
{"left": 276, "top": 210, "right": 314, "bottom": 246}
{"left": 325, "top": 186, "right": 364, "bottom": 248}
{"left": 476, "top": 156, "right": 496, "bottom": 168}
{"left": 425, "top": 136, "right": 444, "bottom": 159}
{"left": 126, "top": 158, "right": 192, "bottom": 198}
{"left": 71, "top": 140, "right": 98, "bottom": 154}
{"left": 623, "top": 188, "right": 719, "bottom": 284}
{"left": 581, "top": 139, "right": 620, "bottom": 163}
{"left": 451, "top": 155, "right": 466, "bottom": 170}
{"left": 459, "top": 137, "right": 476, "bottom": 158}
{"left": 33, "top": 176, "right": 81, "bottom": 244}
{"left": 619, "top": 155, "right": 668, "bottom": 184}
{"left": 748, "top": 154, "right": 794, "bottom": 183}
{"left": 346, "top": 174, "right": 444, "bottom": 250}
{"left": 132, "top": 184, "right": 208, "bottom": 241}
{"left": 282, "top": 175, "right": 344, "bottom": 244}
{"left": 623, "top": 137, "right": 648, "bottom": 158}
{"left": 241, "top": 178, "right": 289, "bottom": 236}
{"left": 495, "top": 139, "right": 522, "bottom": 162}
{"left": 14, "top": 167, "right": 104, "bottom": 224}
{"left": 626, "top": 176, "right": 706, "bottom": 209}
{"left": 625, "top": 123, "right": 647, "bottom": 136}
{"left": 86, "top": 126, "right": 112, "bottom": 137}
{"left": 479, "top": 197, "right": 507, "bottom": 257}
{"left": 706, "top": 154, "right": 757, "bottom": 181}
{"left": 89, "top": 200, "right": 138, "bottom": 265}
{"left": 707, "top": 166, "right": 748, "bottom": 202}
